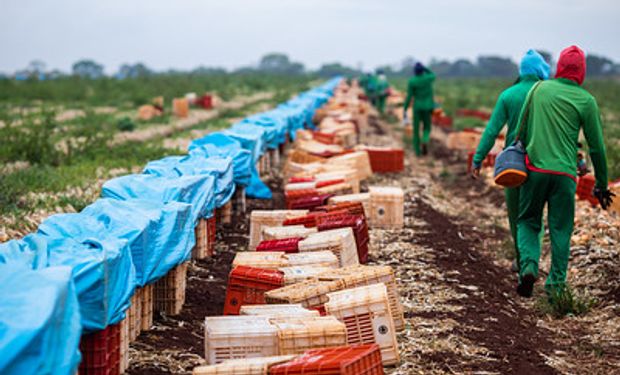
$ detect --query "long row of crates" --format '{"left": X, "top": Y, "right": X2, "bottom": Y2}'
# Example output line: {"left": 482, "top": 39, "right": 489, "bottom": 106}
{"left": 195, "top": 80, "right": 407, "bottom": 374}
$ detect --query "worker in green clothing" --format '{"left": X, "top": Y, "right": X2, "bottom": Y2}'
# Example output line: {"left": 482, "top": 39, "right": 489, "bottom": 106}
{"left": 471, "top": 50, "right": 551, "bottom": 272}
{"left": 515, "top": 45, "right": 614, "bottom": 298}
{"left": 403, "top": 63, "right": 436, "bottom": 156}
{"left": 374, "top": 70, "right": 390, "bottom": 115}
{"left": 359, "top": 73, "right": 370, "bottom": 95}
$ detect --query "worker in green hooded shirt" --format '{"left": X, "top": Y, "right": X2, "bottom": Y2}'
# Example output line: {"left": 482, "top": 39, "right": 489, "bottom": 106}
{"left": 515, "top": 45, "right": 614, "bottom": 298}
{"left": 403, "top": 63, "right": 436, "bottom": 156}
{"left": 374, "top": 70, "right": 390, "bottom": 115}
{"left": 472, "top": 50, "right": 551, "bottom": 272}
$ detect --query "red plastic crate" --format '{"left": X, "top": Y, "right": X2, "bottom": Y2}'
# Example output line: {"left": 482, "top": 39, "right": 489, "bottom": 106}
{"left": 256, "top": 238, "right": 302, "bottom": 253}
{"left": 79, "top": 324, "right": 121, "bottom": 375}
{"left": 315, "top": 179, "right": 345, "bottom": 189}
{"left": 467, "top": 152, "right": 497, "bottom": 173}
{"left": 270, "top": 344, "right": 384, "bottom": 375}
{"left": 223, "top": 266, "right": 285, "bottom": 315}
{"left": 207, "top": 215, "right": 217, "bottom": 256}
{"left": 283, "top": 214, "right": 319, "bottom": 228}
{"left": 456, "top": 108, "right": 491, "bottom": 121}
{"left": 196, "top": 95, "right": 213, "bottom": 109}
{"left": 313, "top": 132, "right": 338, "bottom": 145}
{"left": 577, "top": 175, "right": 598, "bottom": 206}
{"left": 365, "top": 148, "right": 404, "bottom": 173}
{"left": 317, "top": 214, "right": 370, "bottom": 264}
{"left": 314, "top": 202, "right": 366, "bottom": 218}
{"left": 288, "top": 194, "right": 334, "bottom": 210}
{"left": 289, "top": 176, "right": 316, "bottom": 184}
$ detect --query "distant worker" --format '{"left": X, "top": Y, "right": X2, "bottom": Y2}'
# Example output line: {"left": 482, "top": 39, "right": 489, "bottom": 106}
{"left": 374, "top": 69, "right": 390, "bottom": 115}
{"left": 515, "top": 45, "right": 613, "bottom": 298}
{"left": 403, "top": 63, "right": 436, "bottom": 156}
{"left": 471, "top": 50, "right": 551, "bottom": 272}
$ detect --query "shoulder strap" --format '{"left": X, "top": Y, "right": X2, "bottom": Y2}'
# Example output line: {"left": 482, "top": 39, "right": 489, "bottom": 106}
{"left": 515, "top": 81, "right": 543, "bottom": 142}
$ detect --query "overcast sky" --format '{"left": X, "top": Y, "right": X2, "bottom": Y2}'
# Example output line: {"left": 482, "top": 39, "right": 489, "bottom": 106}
{"left": 1, "top": 0, "right": 619, "bottom": 74}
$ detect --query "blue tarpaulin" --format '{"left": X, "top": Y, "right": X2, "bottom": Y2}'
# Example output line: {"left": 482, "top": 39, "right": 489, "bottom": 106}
{"left": 143, "top": 155, "right": 235, "bottom": 208}
{"left": 81, "top": 198, "right": 195, "bottom": 286}
{"left": 101, "top": 173, "right": 216, "bottom": 222}
{"left": 188, "top": 133, "right": 252, "bottom": 187}
{"left": 0, "top": 265, "right": 82, "bottom": 375}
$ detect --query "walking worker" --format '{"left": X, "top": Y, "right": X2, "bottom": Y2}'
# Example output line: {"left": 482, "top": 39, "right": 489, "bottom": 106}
{"left": 515, "top": 45, "right": 614, "bottom": 298}
{"left": 403, "top": 63, "right": 436, "bottom": 156}
{"left": 471, "top": 50, "right": 550, "bottom": 271}
{"left": 374, "top": 69, "right": 390, "bottom": 115}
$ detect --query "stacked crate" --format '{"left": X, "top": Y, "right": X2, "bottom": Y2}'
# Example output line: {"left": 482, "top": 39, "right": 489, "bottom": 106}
{"left": 265, "top": 279, "right": 346, "bottom": 314}
{"left": 140, "top": 284, "right": 154, "bottom": 331}
{"left": 316, "top": 213, "right": 370, "bottom": 264}
{"left": 358, "top": 146, "right": 405, "bottom": 173}
{"left": 318, "top": 265, "right": 405, "bottom": 331}
{"left": 249, "top": 210, "right": 308, "bottom": 250}
{"left": 279, "top": 265, "right": 333, "bottom": 285}
{"left": 262, "top": 225, "right": 317, "bottom": 241}
{"left": 285, "top": 251, "right": 340, "bottom": 269}
{"left": 79, "top": 323, "right": 121, "bottom": 375}
{"left": 298, "top": 228, "right": 359, "bottom": 267}
{"left": 127, "top": 289, "right": 142, "bottom": 341}
{"left": 223, "top": 265, "right": 285, "bottom": 315}
{"left": 270, "top": 316, "right": 347, "bottom": 355}
{"left": 204, "top": 316, "right": 278, "bottom": 365}
{"left": 327, "top": 193, "right": 371, "bottom": 216}
{"left": 255, "top": 238, "right": 302, "bottom": 253}
{"left": 239, "top": 304, "right": 321, "bottom": 318}
{"left": 192, "top": 218, "right": 209, "bottom": 260}
{"left": 154, "top": 262, "right": 189, "bottom": 316}
{"left": 325, "top": 284, "right": 399, "bottom": 366}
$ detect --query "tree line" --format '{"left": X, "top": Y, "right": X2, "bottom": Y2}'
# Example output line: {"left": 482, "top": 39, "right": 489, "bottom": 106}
{"left": 4, "top": 52, "right": 620, "bottom": 80}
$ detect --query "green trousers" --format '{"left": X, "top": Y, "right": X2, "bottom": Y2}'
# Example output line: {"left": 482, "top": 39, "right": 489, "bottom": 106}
{"left": 517, "top": 171, "right": 576, "bottom": 293}
{"left": 505, "top": 187, "right": 520, "bottom": 264}
{"left": 376, "top": 96, "right": 386, "bottom": 114}
{"left": 413, "top": 109, "right": 432, "bottom": 156}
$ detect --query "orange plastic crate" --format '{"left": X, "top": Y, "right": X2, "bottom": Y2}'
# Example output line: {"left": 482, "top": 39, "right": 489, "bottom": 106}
{"left": 269, "top": 344, "right": 384, "bottom": 375}
{"left": 223, "top": 265, "right": 285, "bottom": 315}
{"left": 577, "top": 175, "right": 598, "bottom": 206}
{"left": 365, "top": 148, "right": 404, "bottom": 173}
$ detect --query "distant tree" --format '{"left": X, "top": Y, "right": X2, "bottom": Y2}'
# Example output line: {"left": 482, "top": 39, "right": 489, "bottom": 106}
{"left": 116, "top": 63, "right": 153, "bottom": 79}
{"left": 452, "top": 59, "right": 478, "bottom": 76}
{"left": 477, "top": 56, "right": 518, "bottom": 77}
{"left": 192, "top": 66, "right": 227, "bottom": 75}
{"left": 258, "top": 53, "right": 305, "bottom": 75}
{"left": 586, "top": 54, "right": 615, "bottom": 76}
{"left": 316, "top": 63, "right": 361, "bottom": 78}
{"left": 28, "top": 60, "right": 47, "bottom": 76}
{"left": 428, "top": 59, "right": 454, "bottom": 77}
{"left": 72, "top": 59, "right": 105, "bottom": 79}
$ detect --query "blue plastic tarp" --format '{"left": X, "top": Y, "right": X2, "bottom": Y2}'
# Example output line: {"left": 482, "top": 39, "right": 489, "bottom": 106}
{"left": 0, "top": 265, "right": 82, "bottom": 375}
{"left": 81, "top": 198, "right": 195, "bottom": 286}
{"left": 188, "top": 133, "right": 252, "bottom": 187}
{"left": 101, "top": 173, "right": 216, "bottom": 222}
{"left": 224, "top": 123, "right": 267, "bottom": 163}
{"left": 34, "top": 216, "right": 136, "bottom": 332}
{"left": 143, "top": 155, "right": 235, "bottom": 208}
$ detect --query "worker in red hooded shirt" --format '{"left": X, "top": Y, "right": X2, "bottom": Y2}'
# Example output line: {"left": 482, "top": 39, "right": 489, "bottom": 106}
{"left": 515, "top": 46, "right": 614, "bottom": 298}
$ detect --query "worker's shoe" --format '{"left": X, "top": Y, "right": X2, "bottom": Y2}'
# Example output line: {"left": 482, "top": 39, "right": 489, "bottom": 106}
{"left": 421, "top": 144, "right": 428, "bottom": 156}
{"left": 517, "top": 273, "right": 536, "bottom": 298}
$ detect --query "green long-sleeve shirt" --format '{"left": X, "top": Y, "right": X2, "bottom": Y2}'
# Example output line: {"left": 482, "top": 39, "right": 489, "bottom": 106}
{"left": 473, "top": 75, "right": 541, "bottom": 166}
{"left": 403, "top": 70, "right": 436, "bottom": 111}
{"left": 520, "top": 78, "right": 608, "bottom": 188}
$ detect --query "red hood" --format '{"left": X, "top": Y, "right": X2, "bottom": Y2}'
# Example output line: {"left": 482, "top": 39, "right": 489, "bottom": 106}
{"left": 556, "top": 45, "right": 586, "bottom": 85}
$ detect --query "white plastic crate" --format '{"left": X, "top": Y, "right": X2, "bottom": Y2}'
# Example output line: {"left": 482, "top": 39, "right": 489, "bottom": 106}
{"left": 279, "top": 266, "right": 333, "bottom": 285}
{"left": 204, "top": 316, "right": 278, "bottom": 365}
{"left": 325, "top": 283, "right": 399, "bottom": 366}
{"left": 368, "top": 186, "right": 404, "bottom": 229}
{"left": 298, "top": 228, "right": 359, "bottom": 267}
{"left": 239, "top": 304, "right": 320, "bottom": 318}
{"left": 262, "top": 225, "right": 318, "bottom": 241}
{"left": 270, "top": 316, "right": 347, "bottom": 355}
{"left": 193, "top": 355, "right": 295, "bottom": 375}
{"left": 318, "top": 265, "right": 405, "bottom": 331}
{"left": 249, "top": 210, "right": 308, "bottom": 250}
{"left": 284, "top": 251, "right": 339, "bottom": 269}
{"left": 232, "top": 251, "right": 287, "bottom": 270}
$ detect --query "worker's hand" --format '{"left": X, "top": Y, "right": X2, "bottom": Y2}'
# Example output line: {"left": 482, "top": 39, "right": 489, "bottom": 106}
{"left": 471, "top": 167, "right": 481, "bottom": 179}
{"left": 593, "top": 188, "right": 615, "bottom": 210}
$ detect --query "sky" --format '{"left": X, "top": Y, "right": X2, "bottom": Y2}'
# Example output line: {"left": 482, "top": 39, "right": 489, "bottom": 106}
{"left": 1, "top": 0, "right": 619, "bottom": 75}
